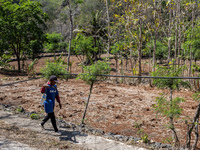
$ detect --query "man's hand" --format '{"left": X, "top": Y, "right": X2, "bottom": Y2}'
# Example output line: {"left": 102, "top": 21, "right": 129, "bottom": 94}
{"left": 59, "top": 103, "right": 62, "bottom": 109}
{"left": 43, "top": 84, "right": 49, "bottom": 88}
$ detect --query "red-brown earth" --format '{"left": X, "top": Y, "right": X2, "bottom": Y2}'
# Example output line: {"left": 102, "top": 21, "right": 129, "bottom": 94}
{"left": 0, "top": 54, "right": 199, "bottom": 148}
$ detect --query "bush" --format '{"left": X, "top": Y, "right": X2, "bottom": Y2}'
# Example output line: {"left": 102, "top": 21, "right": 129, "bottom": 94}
{"left": 15, "top": 106, "right": 24, "bottom": 113}
{"left": 77, "top": 60, "right": 111, "bottom": 84}
{"left": 0, "top": 54, "right": 12, "bottom": 69}
{"left": 40, "top": 54, "right": 69, "bottom": 81}
{"left": 30, "top": 113, "right": 40, "bottom": 120}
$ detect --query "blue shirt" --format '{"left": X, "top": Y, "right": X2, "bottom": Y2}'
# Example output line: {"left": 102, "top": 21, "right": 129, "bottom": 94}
{"left": 45, "top": 85, "right": 58, "bottom": 107}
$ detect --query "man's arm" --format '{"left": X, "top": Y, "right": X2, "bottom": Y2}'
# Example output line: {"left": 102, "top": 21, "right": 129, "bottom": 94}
{"left": 55, "top": 95, "right": 62, "bottom": 109}
{"left": 41, "top": 82, "right": 50, "bottom": 93}
{"left": 41, "top": 87, "right": 46, "bottom": 93}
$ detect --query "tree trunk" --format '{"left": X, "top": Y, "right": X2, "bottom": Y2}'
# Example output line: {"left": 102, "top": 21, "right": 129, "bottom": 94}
{"left": 153, "top": 33, "right": 156, "bottom": 72}
{"left": 192, "top": 117, "right": 199, "bottom": 150}
{"left": 186, "top": 102, "right": 200, "bottom": 148}
{"left": 167, "top": 36, "right": 171, "bottom": 65}
{"left": 170, "top": 88, "right": 180, "bottom": 147}
{"left": 174, "top": 21, "right": 177, "bottom": 67}
{"left": 126, "top": 58, "right": 128, "bottom": 71}
{"left": 130, "top": 47, "right": 133, "bottom": 73}
{"left": 81, "top": 81, "right": 94, "bottom": 125}
{"left": 189, "top": 2, "right": 194, "bottom": 83}
{"left": 17, "top": 56, "right": 21, "bottom": 71}
{"left": 167, "top": 2, "right": 172, "bottom": 65}
{"left": 13, "top": 44, "right": 21, "bottom": 71}
{"left": 177, "top": 0, "right": 181, "bottom": 68}
{"left": 138, "top": 19, "right": 142, "bottom": 83}
{"left": 120, "top": 58, "right": 124, "bottom": 82}
{"left": 115, "top": 58, "right": 118, "bottom": 83}
{"left": 67, "top": 0, "right": 73, "bottom": 72}
{"left": 105, "top": 0, "right": 110, "bottom": 56}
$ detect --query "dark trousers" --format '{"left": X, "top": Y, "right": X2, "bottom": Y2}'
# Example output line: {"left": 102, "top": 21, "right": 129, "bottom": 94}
{"left": 41, "top": 112, "right": 58, "bottom": 132}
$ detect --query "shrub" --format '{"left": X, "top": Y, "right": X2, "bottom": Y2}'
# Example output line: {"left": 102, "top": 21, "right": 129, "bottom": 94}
{"left": 40, "top": 54, "right": 69, "bottom": 81}
{"left": 27, "top": 59, "right": 38, "bottom": 78}
{"left": 15, "top": 106, "right": 24, "bottom": 113}
{"left": 30, "top": 113, "right": 40, "bottom": 120}
{"left": 77, "top": 60, "right": 111, "bottom": 85}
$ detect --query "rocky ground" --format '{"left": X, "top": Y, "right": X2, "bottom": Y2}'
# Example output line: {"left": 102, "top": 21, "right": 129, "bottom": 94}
{"left": 0, "top": 54, "right": 199, "bottom": 149}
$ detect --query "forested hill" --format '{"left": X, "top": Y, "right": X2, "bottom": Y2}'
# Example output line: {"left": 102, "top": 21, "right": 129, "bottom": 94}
{"left": 0, "top": 0, "right": 200, "bottom": 78}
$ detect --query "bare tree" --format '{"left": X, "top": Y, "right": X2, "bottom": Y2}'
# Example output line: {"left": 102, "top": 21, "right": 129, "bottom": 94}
{"left": 146, "top": 0, "right": 162, "bottom": 72}
{"left": 65, "top": 0, "right": 73, "bottom": 72}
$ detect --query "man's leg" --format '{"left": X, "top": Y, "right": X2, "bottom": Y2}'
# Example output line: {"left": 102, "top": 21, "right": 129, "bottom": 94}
{"left": 41, "top": 113, "right": 50, "bottom": 126}
{"left": 49, "top": 112, "right": 58, "bottom": 132}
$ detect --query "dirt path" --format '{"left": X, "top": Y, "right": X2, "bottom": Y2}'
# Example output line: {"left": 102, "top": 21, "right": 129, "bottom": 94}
{"left": 0, "top": 136, "right": 38, "bottom": 150}
{"left": 0, "top": 110, "right": 148, "bottom": 150}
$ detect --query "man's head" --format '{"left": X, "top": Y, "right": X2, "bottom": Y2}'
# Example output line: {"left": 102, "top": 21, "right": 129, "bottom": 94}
{"left": 49, "top": 75, "right": 58, "bottom": 85}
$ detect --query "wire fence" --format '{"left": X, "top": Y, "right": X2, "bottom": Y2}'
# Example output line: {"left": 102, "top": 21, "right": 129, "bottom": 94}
{"left": 0, "top": 77, "right": 40, "bottom": 87}
{"left": 63, "top": 73, "right": 200, "bottom": 79}
{"left": 1, "top": 74, "right": 200, "bottom": 87}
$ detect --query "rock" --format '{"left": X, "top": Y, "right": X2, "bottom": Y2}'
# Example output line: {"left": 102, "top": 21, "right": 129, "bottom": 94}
{"left": 161, "top": 143, "right": 171, "bottom": 148}
{"left": 96, "top": 129, "right": 104, "bottom": 135}
{"left": 114, "top": 135, "right": 123, "bottom": 141}
{"left": 133, "top": 137, "right": 141, "bottom": 142}
{"left": 154, "top": 142, "right": 161, "bottom": 148}
{"left": 128, "top": 136, "right": 134, "bottom": 142}
{"left": 108, "top": 132, "right": 115, "bottom": 136}
{"left": 123, "top": 136, "right": 129, "bottom": 142}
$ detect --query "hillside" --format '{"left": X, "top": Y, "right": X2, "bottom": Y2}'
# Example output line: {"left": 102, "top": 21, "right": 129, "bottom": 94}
{"left": 0, "top": 55, "right": 199, "bottom": 149}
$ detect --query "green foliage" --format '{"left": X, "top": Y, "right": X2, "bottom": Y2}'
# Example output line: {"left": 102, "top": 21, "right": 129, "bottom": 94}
{"left": 0, "top": 0, "right": 48, "bottom": 70}
{"left": 40, "top": 53, "right": 68, "bottom": 81}
{"left": 111, "top": 42, "right": 122, "bottom": 57}
{"left": 182, "top": 18, "right": 200, "bottom": 61}
{"left": 77, "top": 0, "right": 106, "bottom": 38}
{"left": 153, "top": 93, "right": 185, "bottom": 119}
{"left": 141, "top": 134, "right": 148, "bottom": 143}
{"left": 27, "top": 59, "right": 38, "bottom": 78}
{"left": 30, "top": 113, "right": 40, "bottom": 120}
{"left": 152, "top": 63, "right": 191, "bottom": 90}
{"left": 27, "top": 40, "right": 44, "bottom": 60}
{"left": 146, "top": 41, "right": 168, "bottom": 60}
{"left": 72, "top": 34, "right": 98, "bottom": 64}
{"left": 162, "top": 137, "right": 173, "bottom": 144}
{"left": 132, "top": 64, "right": 139, "bottom": 75}
{"left": 192, "top": 91, "right": 200, "bottom": 102}
{"left": 15, "top": 106, "right": 24, "bottom": 113}
{"left": 182, "top": 40, "right": 200, "bottom": 61}
{"left": 59, "top": 41, "right": 68, "bottom": 51}
{"left": 77, "top": 60, "right": 111, "bottom": 85}
{"left": 28, "top": 59, "right": 38, "bottom": 72}
{"left": 35, "top": 0, "right": 63, "bottom": 22}
{"left": 193, "top": 38, "right": 200, "bottom": 61}
{"left": 155, "top": 41, "right": 168, "bottom": 60}
{"left": 44, "top": 32, "right": 64, "bottom": 54}
{"left": 152, "top": 62, "right": 189, "bottom": 143}
{"left": 134, "top": 121, "right": 142, "bottom": 130}
{"left": 0, "top": 53, "right": 12, "bottom": 69}
{"left": 58, "top": 116, "right": 63, "bottom": 120}
{"left": 76, "top": 0, "right": 84, "bottom": 3}
{"left": 192, "top": 63, "right": 200, "bottom": 75}
{"left": 136, "top": 128, "right": 149, "bottom": 143}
